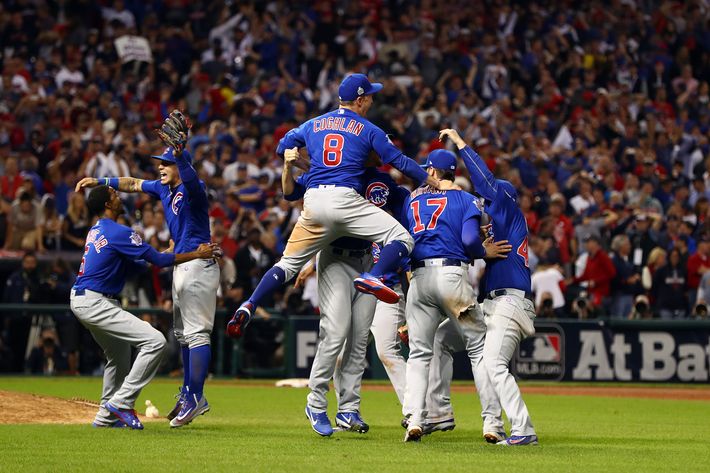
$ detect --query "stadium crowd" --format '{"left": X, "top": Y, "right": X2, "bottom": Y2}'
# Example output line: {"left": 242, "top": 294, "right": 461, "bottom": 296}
{"left": 0, "top": 0, "right": 709, "bottom": 371}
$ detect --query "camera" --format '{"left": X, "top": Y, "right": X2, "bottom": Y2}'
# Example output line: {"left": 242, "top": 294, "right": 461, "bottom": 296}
{"left": 634, "top": 301, "right": 648, "bottom": 313}
{"left": 574, "top": 297, "right": 587, "bottom": 310}
{"left": 694, "top": 303, "right": 708, "bottom": 319}
{"left": 542, "top": 298, "right": 553, "bottom": 309}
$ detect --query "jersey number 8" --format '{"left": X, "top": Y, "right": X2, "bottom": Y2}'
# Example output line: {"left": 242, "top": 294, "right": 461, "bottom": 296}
{"left": 323, "top": 133, "right": 344, "bottom": 167}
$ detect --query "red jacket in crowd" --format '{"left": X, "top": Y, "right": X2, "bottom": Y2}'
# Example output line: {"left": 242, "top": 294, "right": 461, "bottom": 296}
{"left": 574, "top": 249, "right": 617, "bottom": 307}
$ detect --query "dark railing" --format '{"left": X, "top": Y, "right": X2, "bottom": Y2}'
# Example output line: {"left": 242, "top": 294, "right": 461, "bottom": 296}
{"left": 0, "top": 304, "right": 303, "bottom": 377}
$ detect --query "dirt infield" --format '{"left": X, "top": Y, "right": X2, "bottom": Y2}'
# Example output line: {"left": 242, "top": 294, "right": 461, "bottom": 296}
{"left": 0, "top": 390, "right": 160, "bottom": 425}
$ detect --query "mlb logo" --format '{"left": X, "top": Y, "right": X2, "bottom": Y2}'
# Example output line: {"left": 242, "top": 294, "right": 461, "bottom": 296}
{"left": 514, "top": 323, "right": 565, "bottom": 381}
{"left": 519, "top": 333, "right": 561, "bottom": 362}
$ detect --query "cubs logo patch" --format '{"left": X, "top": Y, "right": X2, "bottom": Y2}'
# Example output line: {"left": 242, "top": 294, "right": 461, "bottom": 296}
{"left": 366, "top": 182, "right": 389, "bottom": 207}
{"left": 171, "top": 191, "right": 184, "bottom": 215}
{"left": 129, "top": 232, "right": 142, "bottom": 246}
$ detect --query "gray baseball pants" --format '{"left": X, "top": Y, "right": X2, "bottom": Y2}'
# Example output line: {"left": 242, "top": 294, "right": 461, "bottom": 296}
{"left": 308, "top": 246, "right": 376, "bottom": 413}
{"left": 70, "top": 289, "right": 166, "bottom": 425}
{"left": 403, "top": 263, "right": 501, "bottom": 430}
{"left": 275, "top": 187, "right": 414, "bottom": 281}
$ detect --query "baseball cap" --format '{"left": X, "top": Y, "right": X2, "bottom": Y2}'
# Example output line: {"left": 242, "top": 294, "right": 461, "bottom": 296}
{"left": 338, "top": 74, "right": 383, "bottom": 101}
{"left": 151, "top": 147, "right": 191, "bottom": 164}
{"left": 421, "top": 149, "right": 457, "bottom": 171}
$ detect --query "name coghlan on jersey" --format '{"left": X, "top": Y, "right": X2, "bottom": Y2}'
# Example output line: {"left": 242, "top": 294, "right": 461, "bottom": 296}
{"left": 312, "top": 116, "right": 365, "bottom": 135}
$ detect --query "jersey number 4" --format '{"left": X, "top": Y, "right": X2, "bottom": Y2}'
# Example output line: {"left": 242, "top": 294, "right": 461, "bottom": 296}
{"left": 411, "top": 198, "right": 448, "bottom": 233}
{"left": 323, "top": 133, "right": 344, "bottom": 167}
{"left": 517, "top": 236, "right": 529, "bottom": 268}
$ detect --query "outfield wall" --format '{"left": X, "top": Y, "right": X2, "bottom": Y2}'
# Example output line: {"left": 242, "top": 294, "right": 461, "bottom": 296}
{"left": 2, "top": 305, "right": 709, "bottom": 382}
{"left": 290, "top": 317, "right": 710, "bottom": 383}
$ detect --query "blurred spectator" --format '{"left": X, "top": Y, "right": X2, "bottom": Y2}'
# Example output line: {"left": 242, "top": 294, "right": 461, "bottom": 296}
{"left": 1, "top": 157, "right": 22, "bottom": 201}
{"left": 531, "top": 261, "right": 565, "bottom": 318}
{"left": 61, "top": 193, "right": 90, "bottom": 250}
{"left": 235, "top": 228, "right": 275, "bottom": 300}
{"left": 610, "top": 235, "right": 642, "bottom": 318}
{"left": 25, "top": 329, "right": 68, "bottom": 375}
{"left": 570, "top": 235, "right": 616, "bottom": 315}
{"left": 4, "top": 192, "right": 43, "bottom": 251}
{"left": 687, "top": 238, "right": 710, "bottom": 307}
{"left": 40, "top": 194, "right": 62, "bottom": 251}
{"left": 642, "top": 247, "right": 668, "bottom": 293}
{"left": 2, "top": 252, "right": 41, "bottom": 304}
{"left": 652, "top": 248, "right": 688, "bottom": 319}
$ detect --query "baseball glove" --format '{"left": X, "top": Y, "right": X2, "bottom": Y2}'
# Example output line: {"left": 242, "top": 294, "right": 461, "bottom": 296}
{"left": 157, "top": 109, "right": 192, "bottom": 153}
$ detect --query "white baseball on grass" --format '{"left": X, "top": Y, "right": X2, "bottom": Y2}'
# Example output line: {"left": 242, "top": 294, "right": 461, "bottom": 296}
{"left": 145, "top": 400, "right": 160, "bottom": 418}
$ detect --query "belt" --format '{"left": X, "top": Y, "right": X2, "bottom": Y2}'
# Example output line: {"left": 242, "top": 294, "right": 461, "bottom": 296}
{"left": 412, "top": 258, "right": 465, "bottom": 269}
{"left": 331, "top": 247, "right": 369, "bottom": 258}
{"left": 488, "top": 288, "right": 534, "bottom": 301}
{"left": 73, "top": 288, "right": 119, "bottom": 300}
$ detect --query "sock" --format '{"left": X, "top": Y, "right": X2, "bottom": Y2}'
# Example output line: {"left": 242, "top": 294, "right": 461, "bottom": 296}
{"left": 370, "top": 241, "right": 409, "bottom": 278}
{"left": 181, "top": 345, "right": 190, "bottom": 392}
{"left": 188, "top": 345, "right": 211, "bottom": 399}
{"left": 248, "top": 266, "right": 286, "bottom": 308}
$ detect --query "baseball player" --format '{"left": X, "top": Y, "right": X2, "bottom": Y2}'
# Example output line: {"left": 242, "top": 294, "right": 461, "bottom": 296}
{"left": 285, "top": 151, "right": 411, "bottom": 435}
{"left": 439, "top": 128, "right": 538, "bottom": 446}
{"left": 401, "top": 150, "right": 508, "bottom": 442}
{"left": 227, "top": 73, "right": 441, "bottom": 339}
{"left": 70, "top": 185, "right": 219, "bottom": 429}
{"left": 75, "top": 111, "right": 219, "bottom": 428}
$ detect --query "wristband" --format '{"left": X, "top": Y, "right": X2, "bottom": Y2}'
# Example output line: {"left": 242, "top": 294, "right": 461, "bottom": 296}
{"left": 102, "top": 177, "right": 119, "bottom": 189}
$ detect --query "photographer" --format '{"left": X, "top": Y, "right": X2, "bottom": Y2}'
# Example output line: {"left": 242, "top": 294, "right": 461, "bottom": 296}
{"left": 629, "top": 295, "right": 653, "bottom": 320}
{"left": 531, "top": 260, "right": 565, "bottom": 318}
{"left": 568, "top": 235, "right": 616, "bottom": 316}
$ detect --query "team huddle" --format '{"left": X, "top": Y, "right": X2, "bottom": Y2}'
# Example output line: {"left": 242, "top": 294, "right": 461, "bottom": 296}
{"left": 70, "top": 75, "right": 537, "bottom": 445}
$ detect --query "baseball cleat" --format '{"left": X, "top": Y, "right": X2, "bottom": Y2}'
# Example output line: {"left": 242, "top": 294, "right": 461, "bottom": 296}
{"left": 305, "top": 406, "right": 333, "bottom": 437}
{"left": 353, "top": 273, "right": 400, "bottom": 304}
{"left": 104, "top": 403, "right": 144, "bottom": 430}
{"left": 167, "top": 387, "right": 188, "bottom": 421}
{"left": 91, "top": 420, "right": 127, "bottom": 428}
{"left": 422, "top": 418, "right": 455, "bottom": 435}
{"left": 498, "top": 434, "right": 538, "bottom": 446}
{"left": 170, "top": 393, "right": 210, "bottom": 428}
{"left": 400, "top": 415, "right": 410, "bottom": 429}
{"left": 227, "top": 302, "right": 253, "bottom": 339}
{"left": 404, "top": 424, "right": 423, "bottom": 442}
{"left": 484, "top": 431, "right": 507, "bottom": 444}
{"left": 335, "top": 411, "right": 369, "bottom": 433}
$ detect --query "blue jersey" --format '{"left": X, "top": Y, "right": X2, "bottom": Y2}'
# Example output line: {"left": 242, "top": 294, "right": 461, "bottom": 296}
{"left": 74, "top": 218, "right": 175, "bottom": 295}
{"left": 459, "top": 145, "right": 531, "bottom": 293}
{"left": 277, "top": 108, "right": 428, "bottom": 193}
{"left": 405, "top": 187, "right": 482, "bottom": 262}
{"left": 141, "top": 150, "right": 211, "bottom": 254}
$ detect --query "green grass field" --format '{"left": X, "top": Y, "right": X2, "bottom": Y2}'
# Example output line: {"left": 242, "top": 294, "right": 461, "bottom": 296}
{"left": 1, "top": 377, "right": 709, "bottom": 473}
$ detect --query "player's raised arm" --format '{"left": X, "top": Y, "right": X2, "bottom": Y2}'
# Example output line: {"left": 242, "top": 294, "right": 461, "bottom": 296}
{"left": 75, "top": 176, "right": 146, "bottom": 193}
{"left": 156, "top": 110, "right": 205, "bottom": 198}
{"left": 371, "top": 128, "right": 440, "bottom": 189}
{"left": 439, "top": 129, "right": 499, "bottom": 202}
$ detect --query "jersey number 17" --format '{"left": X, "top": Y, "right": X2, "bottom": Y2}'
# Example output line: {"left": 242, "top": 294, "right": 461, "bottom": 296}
{"left": 410, "top": 198, "right": 448, "bottom": 233}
